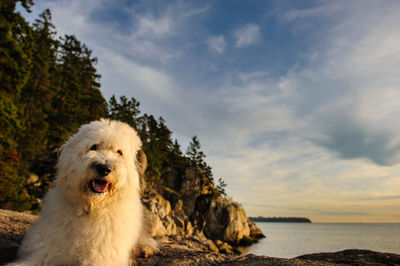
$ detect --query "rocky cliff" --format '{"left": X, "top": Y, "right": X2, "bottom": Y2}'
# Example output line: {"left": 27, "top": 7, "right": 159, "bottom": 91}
{"left": 143, "top": 166, "right": 264, "bottom": 254}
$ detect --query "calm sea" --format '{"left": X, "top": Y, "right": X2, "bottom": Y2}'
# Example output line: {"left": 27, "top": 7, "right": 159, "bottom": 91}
{"left": 249, "top": 222, "right": 400, "bottom": 259}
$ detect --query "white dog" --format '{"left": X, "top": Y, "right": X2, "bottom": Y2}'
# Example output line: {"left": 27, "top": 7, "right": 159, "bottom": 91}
{"left": 11, "top": 119, "right": 155, "bottom": 266}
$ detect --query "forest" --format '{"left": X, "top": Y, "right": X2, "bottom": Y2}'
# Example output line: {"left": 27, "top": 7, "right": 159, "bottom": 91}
{"left": 0, "top": 0, "right": 226, "bottom": 211}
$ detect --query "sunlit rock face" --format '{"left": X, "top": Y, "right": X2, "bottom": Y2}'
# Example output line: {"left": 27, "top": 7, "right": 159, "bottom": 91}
{"left": 142, "top": 165, "right": 264, "bottom": 253}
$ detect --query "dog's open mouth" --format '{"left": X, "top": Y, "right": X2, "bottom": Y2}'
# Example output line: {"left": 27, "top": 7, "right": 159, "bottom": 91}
{"left": 89, "top": 179, "right": 110, "bottom": 193}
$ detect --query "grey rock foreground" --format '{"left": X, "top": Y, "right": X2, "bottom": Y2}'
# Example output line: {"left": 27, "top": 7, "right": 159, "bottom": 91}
{"left": 1, "top": 209, "right": 400, "bottom": 266}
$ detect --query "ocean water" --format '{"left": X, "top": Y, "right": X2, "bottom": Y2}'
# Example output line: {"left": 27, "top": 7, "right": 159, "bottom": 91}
{"left": 249, "top": 222, "right": 400, "bottom": 259}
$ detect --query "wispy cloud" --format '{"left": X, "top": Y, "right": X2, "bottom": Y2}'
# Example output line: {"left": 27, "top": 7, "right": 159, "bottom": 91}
{"left": 280, "top": 1, "right": 400, "bottom": 166}
{"left": 136, "top": 13, "right": 174, "bottom": 37}
{"left": 207, "top": 35, "right": 226, "bottom": 54}
{"left": 234, "top": 23, "right": 261, "bottom": 47}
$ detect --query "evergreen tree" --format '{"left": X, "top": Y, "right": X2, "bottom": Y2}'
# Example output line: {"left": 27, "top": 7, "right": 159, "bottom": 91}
{"left": 17, "top": 9, "right": 57, "bottom": 164}
{"left": 47, "top": 34, "right": 106, "bottom": 147}
{"left": 107, "top": 95, "right": 141, "bottom": 129}
{"left": 170, "top": 139, "right": 186, "bottom": 166}
{"left": 186, "top": 136, "right": 215, "bottom": 184}
{"left": 186, "top": 136, "right": 206, "bottom": 166}
{"left": 156, "top": 117, "right": 173, "bottom": 152}
{"left": 172, "top": 139, "right": 182, "bottom": 156}
{"left": 142, "top": 115, "right": 173, "bottom": 183}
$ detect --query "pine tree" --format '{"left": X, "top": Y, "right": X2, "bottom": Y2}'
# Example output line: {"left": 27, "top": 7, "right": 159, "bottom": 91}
{"left": 168, "top": 139, "right": 186, "bottom": 169}
{"left": 156, "top": 117, "right": 173, "bottom": 152}
{"left": 186, "top": 136, "right": 206, "bottom": 166}
{"left": 17, "top": 9, "right": 57, "bottom": 164}
{"left": 142, "top": 115, "right": 173, "bottom": 183}
{"left": 186, "top": 136, "right": 216, "bottom": 184}
{"left": 107, "top": 95, "right": 141, "bottom": 129}
{"left": 172, "top": 139, "right": 182, "bottom": 156}
{"left": 47, "top": 34, "right": 106, "bottom": 147}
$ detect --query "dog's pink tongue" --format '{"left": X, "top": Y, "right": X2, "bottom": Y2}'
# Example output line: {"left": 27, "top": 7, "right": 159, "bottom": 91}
{"left": 94, "top": 182, "right": 109, "bottom": 193}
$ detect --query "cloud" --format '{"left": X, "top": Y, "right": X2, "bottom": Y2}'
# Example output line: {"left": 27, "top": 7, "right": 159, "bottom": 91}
{"left": 207, "top": 35, "right": 226, "bottom": 54}
{"left": 269, "top": 1, "right": 400, "bottom": 166}
{"left": 97, "top": 48, "right": 178, "bottom": 101}
{"left": 280, "top": 3, "right": 342, "bottom": 22}
{"left": 234, "top": 23, "right": 261, "bottom": 47}
{"left": 310, "top": 113, "right": 400, "bottom": 166}
{"left": 136, "top": 13, "right": 173, "bottom": 37}
{"left": 30, "top": 0, "right": 211, "bottom": 64}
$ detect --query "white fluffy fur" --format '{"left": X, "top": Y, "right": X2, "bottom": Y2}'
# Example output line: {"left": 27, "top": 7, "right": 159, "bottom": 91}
{"left": 12, "top": 119, "right": 146, "bottom": 266}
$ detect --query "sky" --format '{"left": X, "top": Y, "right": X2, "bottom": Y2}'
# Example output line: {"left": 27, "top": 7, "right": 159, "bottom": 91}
{"left": 21, "top": 0, "right": 400, "bottom": 223}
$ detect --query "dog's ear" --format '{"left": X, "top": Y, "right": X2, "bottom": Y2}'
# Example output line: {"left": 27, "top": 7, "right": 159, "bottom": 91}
{"left": 135, "top": 149, "right": 147, "bottom": 192}
{"left": 136, "top": 149, "right": 147, "bottom": 176}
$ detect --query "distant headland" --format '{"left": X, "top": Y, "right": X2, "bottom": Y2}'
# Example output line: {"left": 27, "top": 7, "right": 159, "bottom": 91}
{"left": 249, "top": 216, "right": 312, "bottom": 223}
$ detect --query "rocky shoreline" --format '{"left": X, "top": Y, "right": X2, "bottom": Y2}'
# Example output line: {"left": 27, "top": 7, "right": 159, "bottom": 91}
{"left": 137, "top": 244, "right": 400, "bottom": 265}
{"left": 1, "top": 209, "right": 400, "bottom": 265}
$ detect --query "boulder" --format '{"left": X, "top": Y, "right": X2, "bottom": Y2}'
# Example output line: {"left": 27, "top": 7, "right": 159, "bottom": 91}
{"left": 203, "top": 197, "right": 256, "bottom": 245}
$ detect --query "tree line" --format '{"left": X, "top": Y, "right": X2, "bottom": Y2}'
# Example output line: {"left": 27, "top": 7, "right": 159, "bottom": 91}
{"left": 0, "top": 0, "right": 226, "bottom": 211}
{"left": 249, "top": 217, "right": 312, "bottom": 223}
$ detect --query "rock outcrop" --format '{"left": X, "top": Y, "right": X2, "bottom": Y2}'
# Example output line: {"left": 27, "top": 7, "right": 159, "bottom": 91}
{"left": 203, "top": 197, "right": 253, "bottom": 245}
{"left": 143, "top": 166, "right": 264, "bottom": 253}
{"left": 2, "top": 209, "right": 399, "bottom": 266}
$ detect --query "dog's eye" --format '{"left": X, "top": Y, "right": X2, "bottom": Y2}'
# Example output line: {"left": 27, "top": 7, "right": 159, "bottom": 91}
{"left": 89, "top": 144, "right": 98, "bottom": 151}
{"left": 117, "top": 150, "right": 123, "bottom": 156}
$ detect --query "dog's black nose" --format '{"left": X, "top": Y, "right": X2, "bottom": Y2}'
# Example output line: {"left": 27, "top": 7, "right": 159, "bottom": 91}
{"left": 96, "top": 164, "right": 111, "bottom": 177}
